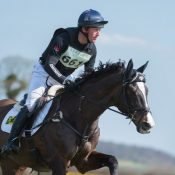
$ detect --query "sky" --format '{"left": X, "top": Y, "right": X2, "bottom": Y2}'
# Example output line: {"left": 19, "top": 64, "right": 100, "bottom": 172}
{"left": 0, "top": 1, "right": 175, "bottom": 157}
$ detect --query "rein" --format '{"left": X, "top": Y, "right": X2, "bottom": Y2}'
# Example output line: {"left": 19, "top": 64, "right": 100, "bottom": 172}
{"left": 28, "top": 72, "right": 149, "bottom": 142}
{"left": 76, "top": 91, "right": 128, "bottom": 117}
{"left": 49, "top": 78, "right": 145, "bottom": 142}
{"left": 74, "top": 72, "right": 150, "bottom": 123}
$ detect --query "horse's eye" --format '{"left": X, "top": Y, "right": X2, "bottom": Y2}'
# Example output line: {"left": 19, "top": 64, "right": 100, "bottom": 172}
{"left": 133, "top": 87, "right": 138, "bottom": 92}
{"left": 128, "top": 84, "right": 137, "bottom": 93}
{"left": 130, "top": 84, "right": 137, "bottom": 90}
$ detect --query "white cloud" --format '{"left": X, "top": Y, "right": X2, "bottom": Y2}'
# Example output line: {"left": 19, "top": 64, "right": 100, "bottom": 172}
{"left": 99, "top": 33, "right": 147, "bottom": 48}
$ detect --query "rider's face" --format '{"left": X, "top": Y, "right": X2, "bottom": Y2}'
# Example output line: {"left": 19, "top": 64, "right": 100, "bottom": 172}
{"left": 86, "top": 27, "right": 101, "bottom": 43}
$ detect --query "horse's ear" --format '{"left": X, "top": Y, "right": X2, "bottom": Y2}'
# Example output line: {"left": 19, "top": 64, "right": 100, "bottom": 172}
{"left": 125, "top": 59, "right": 133, "bottom": 79}
{"left": 137, "top": 61, "right": 149, "bottom": 73}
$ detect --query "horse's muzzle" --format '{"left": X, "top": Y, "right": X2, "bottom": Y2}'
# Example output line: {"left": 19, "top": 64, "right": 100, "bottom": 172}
{"left": 137, "top": 122, "right": 152, "bottom": 134}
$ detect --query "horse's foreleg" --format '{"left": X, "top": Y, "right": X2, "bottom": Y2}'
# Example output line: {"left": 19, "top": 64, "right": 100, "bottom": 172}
{"left": 46, "top": 155, "right": 67, "bottom": 175}
{"left": 1, "top": 164, "right": 14, "bottom": 175}
{"left": 1, "top": 160, "right": 20, "bottom": 175}
{"left": 75, "top": 151, "right": 118, "bottom": 175}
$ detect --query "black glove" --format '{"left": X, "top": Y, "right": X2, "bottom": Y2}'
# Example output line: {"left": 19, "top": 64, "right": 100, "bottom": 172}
{"left": 63, "top": 79, "right": 72, "bottom": 85}
{"left": 63, "top": 79, "right": 76, "bottom": 90}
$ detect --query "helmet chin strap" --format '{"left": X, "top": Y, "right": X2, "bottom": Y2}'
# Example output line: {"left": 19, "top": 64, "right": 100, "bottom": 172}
{"left": 79, "top": 28, "right": 91, "bottom": 43}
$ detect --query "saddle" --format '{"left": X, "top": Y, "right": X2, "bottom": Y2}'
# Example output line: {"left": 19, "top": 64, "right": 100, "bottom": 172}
{"left": 35, "top": 84, "right": 64, "bottom": 109}
{"left": 16, "top": 85, "right": 64, "bottom": 137}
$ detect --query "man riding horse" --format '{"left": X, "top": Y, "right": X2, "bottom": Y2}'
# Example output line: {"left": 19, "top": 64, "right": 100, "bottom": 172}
{"left": 1, "top": 9, "right": 108, "bottom": 154}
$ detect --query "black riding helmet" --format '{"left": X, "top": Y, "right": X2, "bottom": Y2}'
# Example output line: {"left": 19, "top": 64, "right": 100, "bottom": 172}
{"left": 78, "top": 9, "right": 108, "bottom": 28}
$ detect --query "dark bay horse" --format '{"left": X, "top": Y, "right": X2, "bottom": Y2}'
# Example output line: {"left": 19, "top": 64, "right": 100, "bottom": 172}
{"left": 0, "top": 59, "right": 155, "bottom": 175}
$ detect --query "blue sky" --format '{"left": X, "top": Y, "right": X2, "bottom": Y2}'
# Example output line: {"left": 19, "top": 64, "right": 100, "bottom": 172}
{"left": 0, "top": 1, "right": 175, "bottom": 156}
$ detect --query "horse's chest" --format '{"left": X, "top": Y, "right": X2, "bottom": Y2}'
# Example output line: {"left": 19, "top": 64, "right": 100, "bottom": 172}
{"left": 76, "top": 141, "right": 93, "bottom": 159}
{"left": 82, "top": 141, "right": 92, "bottom": 153}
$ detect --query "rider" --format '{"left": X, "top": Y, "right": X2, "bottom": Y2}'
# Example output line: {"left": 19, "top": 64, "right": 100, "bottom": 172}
{"left": 1, "top": 9, "right": 108, "bottom": 154}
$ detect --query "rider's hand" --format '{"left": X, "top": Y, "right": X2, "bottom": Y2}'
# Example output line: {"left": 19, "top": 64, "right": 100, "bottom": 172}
{"left": 63, "top": 79, "right": 72, "bottom": 85}
{"left": 63, "top": 79, "right": 76, "bottom": 90}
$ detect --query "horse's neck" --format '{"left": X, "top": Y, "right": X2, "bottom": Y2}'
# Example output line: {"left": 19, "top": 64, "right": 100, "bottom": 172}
{"left": 59, "top": 70, "right": 123, "bottom": 133}
{"left": 80, "top": 71, "right": 122, "bottom": 119}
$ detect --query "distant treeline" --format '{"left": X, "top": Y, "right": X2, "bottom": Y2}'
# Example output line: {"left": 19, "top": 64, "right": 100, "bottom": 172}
{"left": 97, "top": 141, "right": 175, "bottom": 167}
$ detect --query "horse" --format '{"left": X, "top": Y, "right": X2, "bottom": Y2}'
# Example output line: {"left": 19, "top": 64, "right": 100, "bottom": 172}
{"left": 0, "top": 59, "right": 155, "bottom": 175}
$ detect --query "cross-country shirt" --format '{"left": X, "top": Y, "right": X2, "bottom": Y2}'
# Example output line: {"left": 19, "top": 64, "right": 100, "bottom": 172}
{"left": 40, "top": 27, "right": 96, "bottom": 83}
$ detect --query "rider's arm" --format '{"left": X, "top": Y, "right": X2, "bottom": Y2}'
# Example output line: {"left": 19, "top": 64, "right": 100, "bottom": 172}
{"left": 44, "top": 56, "right": 66, "bottom": 83}
{"left": 44, "top": 33, "right": 69, "bottom": 83}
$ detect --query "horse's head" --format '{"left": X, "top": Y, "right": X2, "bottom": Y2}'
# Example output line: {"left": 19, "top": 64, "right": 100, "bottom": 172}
{"left": 64, "top": 59, "right": 155, "bottom": 134}
{"left": 115, "top": 59, "right": 155, "bottom": 134}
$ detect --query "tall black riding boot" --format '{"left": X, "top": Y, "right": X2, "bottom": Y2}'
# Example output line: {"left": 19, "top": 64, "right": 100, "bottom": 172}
{"left": 1, "top": 106, "right": 30, "bottom": 154}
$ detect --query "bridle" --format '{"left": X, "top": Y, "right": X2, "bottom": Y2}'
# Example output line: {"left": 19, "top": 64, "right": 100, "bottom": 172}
{"left": 121, "top": 72, "right": 151, "bottom": 123}
{"left": 76, "top": 72, "right": 150, "bottom": 123}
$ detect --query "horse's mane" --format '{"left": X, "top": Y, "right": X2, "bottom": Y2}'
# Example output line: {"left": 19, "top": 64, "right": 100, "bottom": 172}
{"left": 65, "top": 60, "right": 125, "bottom": 90}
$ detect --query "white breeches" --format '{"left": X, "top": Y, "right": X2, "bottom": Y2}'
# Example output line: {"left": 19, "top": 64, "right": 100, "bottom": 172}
{"left": 25, "top": 61, "right": 61, "bottom": 112}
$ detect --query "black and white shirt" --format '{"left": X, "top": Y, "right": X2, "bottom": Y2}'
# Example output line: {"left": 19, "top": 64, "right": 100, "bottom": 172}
{"left": 40, "top": 27, "right": 96, "bottom": 83}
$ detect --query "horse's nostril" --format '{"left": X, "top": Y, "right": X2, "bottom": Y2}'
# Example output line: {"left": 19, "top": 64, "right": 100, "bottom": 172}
{"left": 142, "top": 122, "right": 151, "bottom": 130}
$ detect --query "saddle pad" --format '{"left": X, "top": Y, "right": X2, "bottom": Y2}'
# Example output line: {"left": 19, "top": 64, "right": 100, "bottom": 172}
{"left": 1, "top": 101, "right": 53, "bottom": 136}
